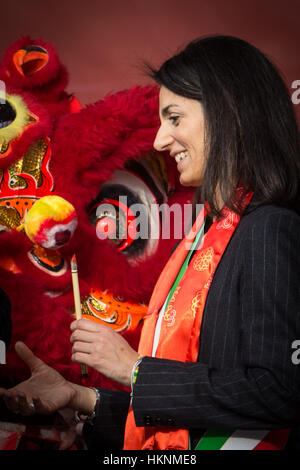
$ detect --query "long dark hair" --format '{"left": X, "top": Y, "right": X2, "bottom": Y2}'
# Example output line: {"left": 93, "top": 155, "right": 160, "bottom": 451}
{"left": 148, "top": 35, "right": 300, "bottom": 217}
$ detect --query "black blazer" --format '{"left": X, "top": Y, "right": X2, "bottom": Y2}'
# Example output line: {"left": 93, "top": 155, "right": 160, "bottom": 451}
{"left": 83, "top": 205, "right": 300, "bottom": 450}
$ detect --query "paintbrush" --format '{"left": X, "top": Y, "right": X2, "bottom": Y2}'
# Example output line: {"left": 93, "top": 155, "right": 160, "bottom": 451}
{"left": 71, "top": 254, "right": 88, "bottom": 378}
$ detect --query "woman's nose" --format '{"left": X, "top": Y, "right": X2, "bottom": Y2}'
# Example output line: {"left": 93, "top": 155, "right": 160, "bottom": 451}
{"left": 153, "top": 124, "right": 173, "bottom": 152}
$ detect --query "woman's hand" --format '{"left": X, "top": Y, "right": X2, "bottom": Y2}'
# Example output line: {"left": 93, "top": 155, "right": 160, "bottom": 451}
{"left": 70, "top": 319, "right": 139, "bottom": 387}
{"left": 0, "top": 342, "right": 77, "bottom": 416}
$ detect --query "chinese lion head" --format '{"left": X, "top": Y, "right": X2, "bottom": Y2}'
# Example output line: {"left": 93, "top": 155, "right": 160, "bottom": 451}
{"left": 0, "top": 38, "right": 194, "bottom": 401}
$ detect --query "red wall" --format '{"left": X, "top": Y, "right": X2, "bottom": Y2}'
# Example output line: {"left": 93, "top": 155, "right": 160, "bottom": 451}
{"left": 0, "top": 0, "right": 299, "bottom": 120}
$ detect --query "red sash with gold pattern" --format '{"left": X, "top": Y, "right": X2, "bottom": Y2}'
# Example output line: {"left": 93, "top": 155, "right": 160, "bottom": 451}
{"left": 123, "top": 204, "right": 247, "bottom": 450}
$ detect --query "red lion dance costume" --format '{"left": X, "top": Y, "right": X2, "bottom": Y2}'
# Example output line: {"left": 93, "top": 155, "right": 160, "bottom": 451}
{"left": 0, "top": 37, "right": 193, "bottom": 449}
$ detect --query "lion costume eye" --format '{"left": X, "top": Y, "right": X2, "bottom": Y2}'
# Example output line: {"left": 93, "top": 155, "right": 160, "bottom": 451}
{"left": 89, "top": 195, "right": 138, "bottom": 252}
{"left": 88, "top": 153, "right": 169, "bottom": 260}
{"left": 0, "top": 94, "right": 38, "bottom": 155}
{"left": 13, "top": 45, "right": 49, "bottom": 77}
{"left": 0, "top": 101, "right": 16, "bottom": 129}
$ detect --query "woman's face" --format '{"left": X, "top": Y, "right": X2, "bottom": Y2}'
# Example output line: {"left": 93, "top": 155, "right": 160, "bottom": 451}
{"left": 154, "top": 86, "right": 206, "bottom": 187}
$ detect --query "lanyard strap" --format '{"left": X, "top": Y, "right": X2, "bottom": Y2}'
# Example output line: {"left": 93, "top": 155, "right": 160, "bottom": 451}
{"left": 164, "top": 220, "right": 205, "bottom": 311}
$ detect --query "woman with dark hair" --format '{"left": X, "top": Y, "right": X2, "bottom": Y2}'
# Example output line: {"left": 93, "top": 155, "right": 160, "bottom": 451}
{"left": 1, "top": 35, "right": 300, "bottom": 451}
{"left": 151, "top": 35, "right": 300, "bottom": 219}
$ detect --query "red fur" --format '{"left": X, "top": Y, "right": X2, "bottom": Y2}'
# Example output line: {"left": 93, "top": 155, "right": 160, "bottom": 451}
{"left": 0, "top": 36, "right": 68, "bottom": 97}
{"left": 0, "top": 40, "right": 194, "bottom": 397}
{"left": 0, "top": 37, "right": 74, "bottom": 122}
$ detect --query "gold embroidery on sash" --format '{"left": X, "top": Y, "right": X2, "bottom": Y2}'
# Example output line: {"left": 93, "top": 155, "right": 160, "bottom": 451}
{"left": 191, "top": 291, "right": 205, "bottom": 318}
{"left": 193, "top": 246, "right": 214, "bottom": 272}
{"left": 163, "top": 286, "right": 181, "bottom": 323}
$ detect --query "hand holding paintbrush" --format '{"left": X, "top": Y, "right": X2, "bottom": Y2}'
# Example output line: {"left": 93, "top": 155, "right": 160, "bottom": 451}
{"left": 71, "top": 254, "right": 88, "bottom": 378}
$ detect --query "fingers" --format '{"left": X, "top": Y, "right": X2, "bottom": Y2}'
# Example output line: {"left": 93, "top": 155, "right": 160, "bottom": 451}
{"left": 71, "top": 341, "right": 92, "bottom": 355}
{"left": 71, "top": 351, "right": 91, "bottom": 366}
{"left": 18, "top": 394, "right": 36, "bottom": 416}
{"left": 15, "top": 341, "right": 44, "bottom": 372}
{"left": 32, "top": 396, "right": 51, "bottom": 415}
{"left": 70, "top": 320, "right": 105, "bottom": 367}
{"left": 70, "top": 318, "right": 109, "bottom": 333}
{"left": 2, "top": 392, "right": 20, "bottom": 413}
{"left": 70, "top": 328, "right": 98, "bottom": 345}
{"left": 70, "top": 319, "right": 115, "bottom": 347}
{"left": 2, "top": 391, "right": 35, "bottom": 416}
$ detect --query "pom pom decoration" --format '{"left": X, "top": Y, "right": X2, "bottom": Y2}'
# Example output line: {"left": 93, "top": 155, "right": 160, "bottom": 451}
{"left": 23, "top": 195, "right": 77, "bottom": 249}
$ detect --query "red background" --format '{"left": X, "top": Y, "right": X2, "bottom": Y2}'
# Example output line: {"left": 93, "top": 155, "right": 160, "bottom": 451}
{"left": 0, "top": 0, "right": 299, "bottom": 119}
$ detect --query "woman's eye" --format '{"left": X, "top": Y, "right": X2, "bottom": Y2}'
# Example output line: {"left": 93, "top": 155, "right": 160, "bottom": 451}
{"left": 169, "top": 115, "right": 180, "bottom": 125}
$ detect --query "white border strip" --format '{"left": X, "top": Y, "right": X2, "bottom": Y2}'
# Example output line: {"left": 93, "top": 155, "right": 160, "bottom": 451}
{"left": 220, "top": 429, "right": 269, "bottom": 450}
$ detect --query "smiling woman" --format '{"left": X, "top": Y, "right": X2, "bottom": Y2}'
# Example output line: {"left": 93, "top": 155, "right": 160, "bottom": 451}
{"left": 1, "top": 35, "right": 300, "bottom": 452}
{"left": 148, "top": 35, "right": 300, "bottom": 219}
{"left": 154, "top": 87, "right": 207, "bottom": 187}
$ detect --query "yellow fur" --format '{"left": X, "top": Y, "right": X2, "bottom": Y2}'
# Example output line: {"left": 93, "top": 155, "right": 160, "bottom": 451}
{"left": 0, "top": 94, "right": 30, "bottom": 144}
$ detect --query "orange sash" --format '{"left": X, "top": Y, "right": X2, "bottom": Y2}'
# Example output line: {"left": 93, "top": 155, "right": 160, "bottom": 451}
{"left": 123, "top": 205, "right": 247, "bottom": 450}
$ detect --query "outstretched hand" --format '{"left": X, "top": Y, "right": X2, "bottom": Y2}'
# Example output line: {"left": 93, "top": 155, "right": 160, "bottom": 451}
{"left": 0, "top": 342, "right": 76, "bottom": 416}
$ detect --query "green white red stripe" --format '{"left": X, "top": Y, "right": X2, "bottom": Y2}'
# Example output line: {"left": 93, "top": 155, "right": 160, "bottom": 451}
{"left": 194, "top": 428, "right": 290, "bottom": 450}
